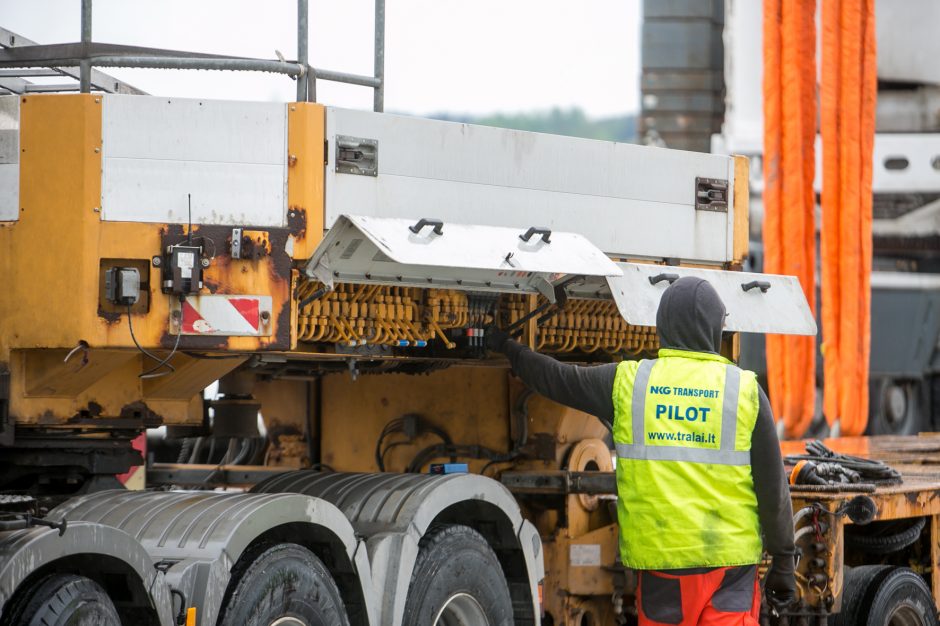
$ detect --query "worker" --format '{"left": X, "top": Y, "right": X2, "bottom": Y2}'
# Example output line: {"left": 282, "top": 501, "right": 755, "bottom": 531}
{"left": 487, "top": 276, "right": 796, "bottom": 624}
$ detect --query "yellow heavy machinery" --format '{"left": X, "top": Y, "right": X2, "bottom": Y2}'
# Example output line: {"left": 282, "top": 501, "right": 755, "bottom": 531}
{"left": 0, "top": 4, "right": 843, "bottom": 626}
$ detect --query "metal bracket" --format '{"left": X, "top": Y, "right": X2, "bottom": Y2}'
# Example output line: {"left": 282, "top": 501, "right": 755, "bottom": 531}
{"left": 310, "top": 257, "right": 334, "bottom": 290}
{"left": 336, "top": 135, "right": 378, "bottom": 176}
{"left": 695, "top": 177, "right": 729, "bottom": 213}
{"left": 231, "top": 228, "right": 242, "bottom": 259}
{"left": 533, "top": 277, "right": 557, "bottom": 304}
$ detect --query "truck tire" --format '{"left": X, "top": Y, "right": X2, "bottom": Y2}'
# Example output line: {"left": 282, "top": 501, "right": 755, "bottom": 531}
{"left": 217, "top": 542, "right": 350, "bottom": 626}
{"left": 402, "top": 524, "right": 513, "bottom": 626}
{"left": 844, "top": 516, "right": 926, "bottom": 555}
{"left": 3, "top": 573, "right": 121, "bottom": 626}
{"left": 834, "top": 566, "right": 937, "bottom": 626}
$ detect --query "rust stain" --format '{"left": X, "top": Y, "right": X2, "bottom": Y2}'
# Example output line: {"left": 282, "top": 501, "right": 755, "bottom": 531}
{"left": 155, "top": 223, "right": 293, "bottom": 351}
{"left": 97, "top": 309, "right": 122, "bottom": 324}
{"left": 119, "top": 400, "right": 163, "bottom": 427}
{"left": 287, "top": 206, "right": 307, "bottom": 239}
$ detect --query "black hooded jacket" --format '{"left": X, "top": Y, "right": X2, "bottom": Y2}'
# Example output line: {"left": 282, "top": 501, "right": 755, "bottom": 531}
{"left": 502, "top": 276, "right": 796, "bottom": 562}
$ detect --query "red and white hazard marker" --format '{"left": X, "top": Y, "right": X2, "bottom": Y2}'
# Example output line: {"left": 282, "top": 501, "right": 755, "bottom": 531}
{"left": 174, "top": 295, "right": 273, "bottom": 336}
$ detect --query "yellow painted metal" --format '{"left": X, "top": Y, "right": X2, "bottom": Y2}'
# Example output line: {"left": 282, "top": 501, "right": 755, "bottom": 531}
{"left": 0, "top": 94, "right": 279, "bottom": 424}
{"left": 319, "top": 366, "right": 512, "bottom": 473}
{"left": 733, "top": 155, "right": 751, "bottom": 266}
{"left": 286, "top": 102, "right": 326, "bottom": 262}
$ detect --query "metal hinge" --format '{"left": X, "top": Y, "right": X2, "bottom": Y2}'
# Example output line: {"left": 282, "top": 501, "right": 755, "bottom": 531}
{"left": 335, "top": 135, "right": 378, "bottom": 176}
{"left": 695, "top": 177, "right": 729, "bottom": 212}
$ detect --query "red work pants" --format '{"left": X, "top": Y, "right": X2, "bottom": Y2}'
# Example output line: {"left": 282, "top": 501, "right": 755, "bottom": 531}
{"left": 637, "top": 566, "right": 761, "bottom": 626}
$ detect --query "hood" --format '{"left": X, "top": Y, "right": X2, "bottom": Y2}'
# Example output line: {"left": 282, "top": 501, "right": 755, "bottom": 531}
{"left": 655, "top": 276, "right": 726, "bottom": 354}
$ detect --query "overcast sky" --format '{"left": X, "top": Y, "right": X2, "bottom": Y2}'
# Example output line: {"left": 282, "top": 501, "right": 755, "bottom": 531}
{"left": 1, "top": 0, "right": 641, "bottom": 118}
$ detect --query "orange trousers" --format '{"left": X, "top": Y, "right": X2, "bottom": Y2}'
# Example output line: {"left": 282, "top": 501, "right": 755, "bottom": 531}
{"left": 637, "top": 566, "right": 761, "bottom": 626}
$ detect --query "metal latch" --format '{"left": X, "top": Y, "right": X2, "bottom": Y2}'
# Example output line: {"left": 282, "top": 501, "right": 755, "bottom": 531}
{"left": 335, "top": 135, "right": 378, "bottom": 176}
{"left": 695, "top": 177, "right": 729, "bottom": 212}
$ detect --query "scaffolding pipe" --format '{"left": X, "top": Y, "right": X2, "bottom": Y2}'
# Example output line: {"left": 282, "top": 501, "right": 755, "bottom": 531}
{"left": 80, "top": 0, "right": 92, "bottom": 92}
{"left": 373, "top": 0, "right": 385, "bottom": 112}
{"left": 296, "top": 0, "right": 309, "bottom": 102}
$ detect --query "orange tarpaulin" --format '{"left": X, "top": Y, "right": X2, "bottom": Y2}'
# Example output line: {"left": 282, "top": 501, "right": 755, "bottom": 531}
{"left": 820, "top": 0, "right": 877, "bottom": 435}
{"left": 762, "top": 0, "right": 818, "bottom": 438}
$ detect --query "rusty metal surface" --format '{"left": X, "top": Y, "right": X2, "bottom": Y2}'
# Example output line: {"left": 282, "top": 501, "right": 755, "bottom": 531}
{"left": 786, "top": 435, "right": 940, "bottom": 615}
{"left": 786, "top": 435, "right": 940, "bottom": 513}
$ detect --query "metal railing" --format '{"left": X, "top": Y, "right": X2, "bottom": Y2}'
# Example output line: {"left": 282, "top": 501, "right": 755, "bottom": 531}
{"left": 0, "top": 0, "right": 386, "bottom": 110}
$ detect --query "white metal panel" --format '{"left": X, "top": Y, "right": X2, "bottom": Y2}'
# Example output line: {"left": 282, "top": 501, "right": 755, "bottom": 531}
{"left": 306, "top": 214, "right": 621, "bottom": 295}
{"left": 870, "top": 134, "right": 940, "bottom": 193}
{"left": 875, "top": 0, "right": 940, "bottom": 85}
{"left": 0, "top": 96, "right": 19, "bottom": 221}
{"left": 589, "top": 263, "right": 817, "bottom": 335}
{"left": 101, "top": 96, "right": 287, "bottom": 226}
{"left": 324, "top": 108, "right": 736, "bottom": 263}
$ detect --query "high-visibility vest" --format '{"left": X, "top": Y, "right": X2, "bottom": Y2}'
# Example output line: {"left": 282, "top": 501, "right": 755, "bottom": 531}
{"left": 612, "top": 348, "right": 762, "bottom": 570}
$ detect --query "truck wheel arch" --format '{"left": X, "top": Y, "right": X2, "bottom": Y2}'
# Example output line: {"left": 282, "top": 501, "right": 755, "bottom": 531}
{"left": 253, "top": 472, "right": 545, "bottom": 626}
{"left": 0, "top": 522, "right": 175, "bottom": 626}
{"left": 44, "top": 490, "right": 379, "bottom": 626}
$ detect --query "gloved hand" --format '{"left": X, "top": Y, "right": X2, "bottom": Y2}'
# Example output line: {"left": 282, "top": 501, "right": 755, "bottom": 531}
{"left": 764, "top": 554, "right": 798, "bottom": 614}
{"left": 484, "top": 324, "right": 511, "bottom": 353}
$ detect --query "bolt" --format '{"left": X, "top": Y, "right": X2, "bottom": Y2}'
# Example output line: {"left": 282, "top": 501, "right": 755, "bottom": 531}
{"left": 152, "top": 256, "right": 162, "bottom": 267}
{"left": 288, "top": 154, "right": 298, "bottom": 167}
{"left": 260, "top": 311, "right": 271, "bottom": 323}
{"left": 93, "top": 207, "right": 100, "bottom": 212}
{"left": 200, "top": 258, "right": 210, "bottom": 268}
{"left": 94, "top": 147, "right": 100, "bottom": 153}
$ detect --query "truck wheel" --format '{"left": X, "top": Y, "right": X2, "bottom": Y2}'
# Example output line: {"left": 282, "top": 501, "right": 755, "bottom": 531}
{"left": 5, "top": 573, "right": 121, "bottom": 626}
{"left": 402, "top": 524, "right": 513, "bottom": 626}
{"left": 869, "top": 378, "right": 925, "bottom": 435}
{"left": 217, "top": 542, "right": 349, "bottom": 626}
{"left": 834, "top": 566, "right": 937, "bottom": 626}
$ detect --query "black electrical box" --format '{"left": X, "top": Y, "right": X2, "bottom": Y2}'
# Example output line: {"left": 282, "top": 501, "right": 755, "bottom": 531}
{"left": 160, "top": 245, "right": 203, "bottom": 295}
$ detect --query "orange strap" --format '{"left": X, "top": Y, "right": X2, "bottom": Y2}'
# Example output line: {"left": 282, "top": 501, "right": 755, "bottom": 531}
{"left": 762, "top": 0, "right": 817, "bottom": 438}
{"left": 820, "top": 0, "right": 877, "bottom": 435}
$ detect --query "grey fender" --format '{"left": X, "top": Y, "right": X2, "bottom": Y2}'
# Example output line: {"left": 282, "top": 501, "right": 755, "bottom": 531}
{"left": 0, "top": 522, "right": 175, "bottom": 625}
{"left": 47, "top": 490, "right": 378, "bottom": 626}
{"left": 253, "top": 472, "right": 545, "bottom": 626}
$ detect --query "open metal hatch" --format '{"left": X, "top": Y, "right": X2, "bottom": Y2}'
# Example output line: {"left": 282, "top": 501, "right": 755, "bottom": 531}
{"left": 569, "top": 262, "right": 817, "bottom": 336}
{"left": 305, "top": 214, "right": 622, "bottom": 298}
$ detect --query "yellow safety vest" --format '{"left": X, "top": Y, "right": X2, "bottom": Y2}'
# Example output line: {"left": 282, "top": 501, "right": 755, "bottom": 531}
{"left": 612, "top": 348, "right": 762, "bottom": 570}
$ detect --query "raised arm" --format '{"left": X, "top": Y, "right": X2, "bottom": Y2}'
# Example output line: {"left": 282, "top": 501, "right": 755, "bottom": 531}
{"left": 499, "top": 339, "right": 618, "bottom": 429}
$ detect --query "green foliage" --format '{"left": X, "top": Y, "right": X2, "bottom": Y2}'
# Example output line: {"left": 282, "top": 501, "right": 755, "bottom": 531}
{"left": 430, "top": 107, "right": 636, "bottom": 143}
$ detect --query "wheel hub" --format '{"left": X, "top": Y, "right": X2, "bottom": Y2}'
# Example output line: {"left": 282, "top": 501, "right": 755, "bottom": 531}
{"left": 433, "top": 593, "right": 490, "bottom": 626}
{"left": 885, "top": 384, "right": 908, "bottom": 425}
{"left": 269, "top": 617, "right": 308, "bottom": 626}
{"left": 887, "top": 602, "right": 927, "bottom": 626}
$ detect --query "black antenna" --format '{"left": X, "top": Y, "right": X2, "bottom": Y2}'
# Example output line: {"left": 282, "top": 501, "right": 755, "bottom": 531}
{"left": 187, "top": 193, "right": 193, "bottom": 245}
